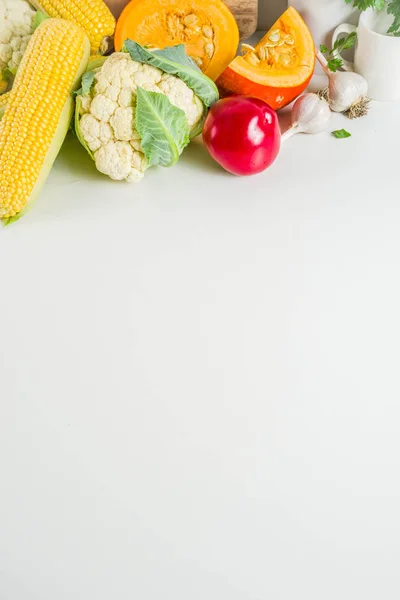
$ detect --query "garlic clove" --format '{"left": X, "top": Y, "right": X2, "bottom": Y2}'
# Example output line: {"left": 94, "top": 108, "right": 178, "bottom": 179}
{"left": 281, "top": 93, "right": 331, "bottom": 143}
{"left": 291, "top": 93, "right": 331, "bottom": 134}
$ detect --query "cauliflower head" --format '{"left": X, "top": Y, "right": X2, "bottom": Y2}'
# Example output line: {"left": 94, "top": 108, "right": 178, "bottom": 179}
{"left": 77, "top": 52, "right": 205, "bottom": 183}
{"left": 0, "top": 0, "right": 35, "bottom": 89}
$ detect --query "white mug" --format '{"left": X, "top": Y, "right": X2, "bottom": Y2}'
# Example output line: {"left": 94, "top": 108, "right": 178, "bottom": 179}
{"left": 333, "top": 7, "right": 400, "bottom": 101}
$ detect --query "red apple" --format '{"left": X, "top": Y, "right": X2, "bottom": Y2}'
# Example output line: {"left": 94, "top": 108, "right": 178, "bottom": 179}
{"left": 202, "top": 96, "right": 281, "bottom": 176}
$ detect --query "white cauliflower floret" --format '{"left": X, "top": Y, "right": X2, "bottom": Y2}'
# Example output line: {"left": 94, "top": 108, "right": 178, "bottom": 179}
{"left": 118, "top": 87, "right": 135, "bottom": 108}
{"left": 104, "top": 83, "right": 121, "bottom": 102}
{"left": 130, "top": 131, "right": 144, "bottom": 153}
{"left": 79, "top": 95, "right": 92, "bottom": 114}
{"left": 0, "top": 0, "right": 35, "bottom": 82}
{"left": 131, "top": 64, "right": 163, "bottom": 87}
{"left": 95, "top": 141, "right": 146, "bottom": 182}
{"left": 110, "top": 107, "right": 135, "bottom": 141}
{"left": 101, "top": 52, "right": 143, "bottom": 89}
{"left": 99, "top": 122, "right": 113, "bottom": 145}
{"left": 80, "top": 113, "right": 115, "bottom": 153}
{"left": 158, "top": 74, "right": 204, "bottom": 129}
{"left": 94, "top": 73, "right": 109, "bottom": 95}
{"left": 79, "top": 114, "right": 102, "bottom": 152}
{"left": 90, "top": 94, "right": 117, "bottom": 122}
{"left": 77, "top": 52, "right": 205, "bottom": 183}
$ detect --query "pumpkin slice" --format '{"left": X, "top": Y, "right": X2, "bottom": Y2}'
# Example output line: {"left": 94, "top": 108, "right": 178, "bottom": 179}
{"left": 217, "top": 7, "right": 315, "bottom": 110}
{"left": 114, "top": 0, "right": 239, "bottom": 81}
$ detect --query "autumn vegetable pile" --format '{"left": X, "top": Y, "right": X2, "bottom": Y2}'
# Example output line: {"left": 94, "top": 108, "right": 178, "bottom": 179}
{"left": 0, "top": 0, "right": 379, "bottom": 223}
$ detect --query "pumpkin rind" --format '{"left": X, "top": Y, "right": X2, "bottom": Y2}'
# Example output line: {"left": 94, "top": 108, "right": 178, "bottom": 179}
{"left": 114, "top": 0, "right": 239, "bottom": 81}
{"left": 217, "top": 7, "right": 315, "bottom": 109}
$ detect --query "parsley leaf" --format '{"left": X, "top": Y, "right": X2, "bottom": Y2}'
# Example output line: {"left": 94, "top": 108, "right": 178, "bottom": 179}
{"left": 345, "top": 0, "right": 400, "bottom": 35}
{"left": 387, "top": 0, "right": 400, "bottom": 34}
{"left": 334, "top": 31, "right": 357, "bottom": 51}
{"left": 320, "top": 32, "right": 357, "bottom": 72}
{"left": 332, "top": 129, "right": 352, "bottom": 138}
{"left": 327, "top": 57, "right": 344, "bottom": 72}
{"left": 345, "top": 0, "right": 385, "bottom": 9}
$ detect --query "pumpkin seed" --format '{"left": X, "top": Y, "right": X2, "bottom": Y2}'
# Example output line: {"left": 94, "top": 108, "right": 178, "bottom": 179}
{"left": 205, "top": 42, "right": 214, "bottom": 58}
{"left": 184, "top": 13, "right": 197, "bottom": 26}
{"left": 241, "top": 43, "right": 256, "bottom": 54}
{"left": 167, "top": 14, "right": 180, "bottom": 35}
{"left": 247, "top": 53, "right": 260, "bottom": 66}
{"left": 279, "top": 53, "right": 291, "bottom": 66}
{"left": 258, "top": 46, "right": 266, "bottom": 60}
{"left": 202, "top": 25, "right": 213, "bottom": 38}
{"left": 285, "top": 35, "right": 294, "bottom": 45}
{"left": 193, "top": 56, "right": 203, "bottom": 67}
{"left": 269, "top": 31, "right": 280, "bottom": 43}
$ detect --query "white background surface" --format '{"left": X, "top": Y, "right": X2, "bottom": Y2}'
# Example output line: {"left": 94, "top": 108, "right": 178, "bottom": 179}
{"left": 1, "top": 86, "right": 400, "bottom": 598}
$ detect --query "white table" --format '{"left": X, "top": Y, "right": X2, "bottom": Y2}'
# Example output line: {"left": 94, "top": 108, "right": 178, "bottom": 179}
{"left": 1, "top": 82, "right": 400, "bottom": 599}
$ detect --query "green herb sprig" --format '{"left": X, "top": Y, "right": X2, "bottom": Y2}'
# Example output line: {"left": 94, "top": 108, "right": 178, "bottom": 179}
{"left": 320, "top": 32, "right": 357, "bottom": 72}
{"left": 345, "top": 0, "right": 400, "bottom": 35}
{"left": 345, "top": 0, "right": 385, "bottom": 9}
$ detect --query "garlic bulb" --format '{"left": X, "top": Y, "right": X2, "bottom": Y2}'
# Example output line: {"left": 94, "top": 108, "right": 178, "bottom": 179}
{"left": 316, "top": 51, "right": 370, "bottom": 119}
{"left": 281, "top": 93, "right": 331, "bottom": 142}
{"left": 328, "top": 70, "right": 368, "bottom": 113}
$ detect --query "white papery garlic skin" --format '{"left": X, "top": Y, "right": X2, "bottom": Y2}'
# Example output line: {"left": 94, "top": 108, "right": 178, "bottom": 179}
{"left": 328, "top": 71, "right": 368, "bottom": 113}
{"left": 291, "top": 93, "right": 331, "bottom": 134}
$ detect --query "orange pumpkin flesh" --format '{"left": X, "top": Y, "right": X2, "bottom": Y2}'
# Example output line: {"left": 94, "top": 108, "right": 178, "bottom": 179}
{"left": 114, "top": 0, "right": 240, "bottom": 81}
{"left": 217, "top": 7, "right": 315, "bottom": 110}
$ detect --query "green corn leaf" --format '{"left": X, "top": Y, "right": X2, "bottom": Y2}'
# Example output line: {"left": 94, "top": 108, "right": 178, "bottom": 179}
{"left": 2, "top": 67, "right": 14, "bottom": 81}
{"left": 33, "top": 11, "right": 49, "bottom": 30}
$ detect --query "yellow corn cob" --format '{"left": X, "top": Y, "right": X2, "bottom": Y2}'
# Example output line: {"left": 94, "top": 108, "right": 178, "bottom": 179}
{"left": 30, "top": 0, "right": 116, "bottom": 54}
{"left": 0, "top": 19, "right": 90, "bottom": 223}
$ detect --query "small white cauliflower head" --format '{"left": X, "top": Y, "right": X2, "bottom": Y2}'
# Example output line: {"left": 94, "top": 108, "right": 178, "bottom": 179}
{"left": 0, "top": 0, "right": 35, "bottom": 83}
{"left": 77, "top": 52, "right": 205, "bottom": 183}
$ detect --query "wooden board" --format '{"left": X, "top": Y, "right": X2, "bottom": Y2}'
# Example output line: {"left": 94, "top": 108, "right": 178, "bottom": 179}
{"left": 105, "top": 0, "right": 258, "bottom": 41}
{"left": 224, "top": 0, "right": 258, "bottom": 40}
